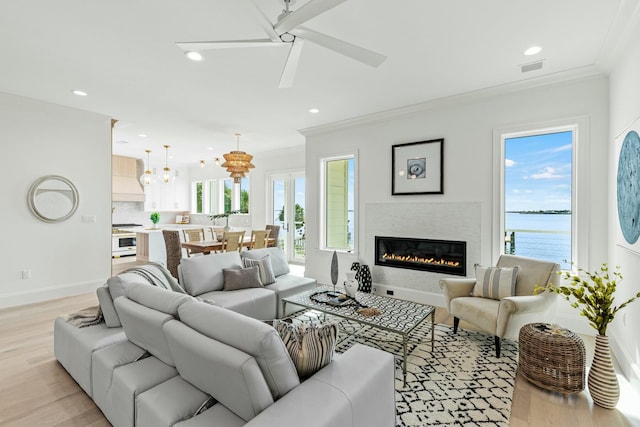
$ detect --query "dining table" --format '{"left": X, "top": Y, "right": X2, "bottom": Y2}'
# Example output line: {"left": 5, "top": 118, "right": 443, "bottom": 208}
{"left": 181, "top": 237, "right": 275, "bottom": 255}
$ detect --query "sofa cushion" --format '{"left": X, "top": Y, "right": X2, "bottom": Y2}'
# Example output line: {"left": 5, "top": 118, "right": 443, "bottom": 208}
{"left": 241, "top": 248, "right": 290, "bottom": 277}
{"left": 196, "top": 288, "right": 277, "bottom": 320}
{"left": 108, "top": 272, "right": 149, "bottom": 301}
{"left": 179, "top": 251, "right": 243, "bottom": 296}
{"left": 472, "top": 265, "right": 519, "bottom": 300}
{"left": 273, "top": 319, "right": 338, "bottom": 378}
{"left": 163, "top": 319, "right": 275, "bottom": 422}
{"left": 96, "top": 285, "right": 120, "bottom": 328}
{"left": 53, "top": 318, "right": 127, "bottom": 397}
{"left": 223, "top": 266, "right": 263, "bottom": 291}
{"left": 136, "top": 375, "right": 209, "bottom": 427}
{"left": 174, "top": 403, "right": 245, "bottom": 427}
{"left": 243, "top": 255, "right": 276, "bottom": 285}
{"left": 263, "top": 274, "right": 317, "bottom": 317}
{"left": 177, "top": 301, "right": 300, "bottom": 399}
{"left": 115, "top": 283, "right": 195, "bottom": 366}
{"left": 106, "top": 356, "right": 178, "bottom": 427}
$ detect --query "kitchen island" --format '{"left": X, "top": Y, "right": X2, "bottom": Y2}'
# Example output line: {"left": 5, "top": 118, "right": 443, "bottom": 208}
{"left": 135, "top": 224, "right": 206, "bottom": 265}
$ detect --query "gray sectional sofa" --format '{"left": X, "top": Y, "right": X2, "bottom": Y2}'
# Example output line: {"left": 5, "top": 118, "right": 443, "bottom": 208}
{"left": 54, "top": 249, "right": 397, "bottom": 427}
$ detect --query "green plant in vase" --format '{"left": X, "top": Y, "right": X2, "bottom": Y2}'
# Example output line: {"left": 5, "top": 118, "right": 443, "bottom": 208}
{"left": 150, "top": 212, "right": 160, "bottom": 229}
{"left": 536, "top": 263, "right": 640, "bottom": 409}
{"left": 209, "top": 210, "right": 243, "bottom": 232}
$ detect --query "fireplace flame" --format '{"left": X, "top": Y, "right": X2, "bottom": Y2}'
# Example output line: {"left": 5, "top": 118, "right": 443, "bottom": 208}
{"left": 382, "top": 252, "right": 461, "bottom": 268}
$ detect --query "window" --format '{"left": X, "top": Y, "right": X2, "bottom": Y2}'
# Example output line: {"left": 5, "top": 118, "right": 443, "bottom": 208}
{"left": 223, "top": 179, "right": 232, "bottom": 213}
{"left": 193, "top": 181, "right": 204, "bottom": 213}
{"left": 322, "top": 156, "right": 355, "bottom": 252}
{"left": 501, "top": 128, "right": 574, "bottom": 269}
{"left": 239, "top": 177, "right": 249, "bottom": 213}
{"left": 221, "top": 178, "right": 249, "bottom": 213}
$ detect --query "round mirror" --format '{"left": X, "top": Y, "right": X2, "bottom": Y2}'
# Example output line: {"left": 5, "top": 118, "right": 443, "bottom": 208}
{"left": 27, "top": 175, "right": 79, "bottom": 223}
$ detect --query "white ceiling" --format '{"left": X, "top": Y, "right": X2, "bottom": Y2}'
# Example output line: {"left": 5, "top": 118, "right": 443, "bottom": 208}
{"left": 0, "top": 0, "right": 626, "bottom": 168}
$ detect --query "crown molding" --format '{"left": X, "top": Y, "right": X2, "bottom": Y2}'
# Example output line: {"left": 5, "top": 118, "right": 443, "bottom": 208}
{"left": 299, "top": 66, "right": 607, "bottom": 137}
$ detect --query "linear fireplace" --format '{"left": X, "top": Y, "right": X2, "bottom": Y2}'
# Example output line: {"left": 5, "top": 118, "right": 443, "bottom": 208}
{"left": 375, "top": 236, "right": 467, "bottom": 276}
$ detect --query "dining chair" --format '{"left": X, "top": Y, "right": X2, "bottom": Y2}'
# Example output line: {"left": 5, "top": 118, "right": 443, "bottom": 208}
{"left": 182, "top": 228, "right": 205, "bottom": 257}
{"left": 221, "top": 231, "right": 245, "bottom": 252}
{"left": 265, "top": 224, "right": 280, "bottom": 248}
{"left": 208, "top": 227, "right": 226, "bottom": 242}
{"left": 161, "top": 230, "right": 182, "bottom": 280}
{"left": 249, "top": 229, "right": 271, "bottom": 250}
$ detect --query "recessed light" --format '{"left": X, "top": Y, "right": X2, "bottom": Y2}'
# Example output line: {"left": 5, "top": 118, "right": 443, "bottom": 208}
{"left": 309, "top": 108, "right": 320, "bottom": 114}
{"left": 185, "top": 51, "right": 203, "bottom": 61}
{"left": 138, "top": 133, "right": 148, "bottom": 138}
{"left": 72, "top": 90, "right": 87, "bottom": 96}
{"left": 207, "top": 147, "right": 214, "bottom": 151}
{"left": 524, "top": 46, "right": 542, "bottom": 56}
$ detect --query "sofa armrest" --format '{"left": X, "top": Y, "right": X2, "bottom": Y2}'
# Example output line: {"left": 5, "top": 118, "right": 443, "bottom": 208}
{"left": 439, "top": 278, "right": 476, "bottom": 310}
{"left": 245, "top": 344, "right": 396, "bottom": 427}
{"left": 499, "top": 291, "right": 557, "bottom": 316}
{"left": 496, "top": 292, "right": 558, "bottom": 338}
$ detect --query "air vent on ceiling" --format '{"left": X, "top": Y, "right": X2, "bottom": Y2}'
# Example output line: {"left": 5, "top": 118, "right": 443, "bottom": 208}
{"left": 520, "top": 60, "right": 544, "bottom": 73}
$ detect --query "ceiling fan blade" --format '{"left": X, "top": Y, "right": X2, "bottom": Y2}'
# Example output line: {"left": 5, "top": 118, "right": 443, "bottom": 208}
{"left": 279, "top": 39, "right": 305, "bottom": 88}
{"left": 248, "top": 0, "right": 280, "bottom": 42}
{"left": 291, "top": 27, "right": 386, "bottom": 67}
{"left": 176, "top": 40, "right": 284, "bottom": 51}
{"left": 275, "top": 0, "right": 348, "bottom": 34}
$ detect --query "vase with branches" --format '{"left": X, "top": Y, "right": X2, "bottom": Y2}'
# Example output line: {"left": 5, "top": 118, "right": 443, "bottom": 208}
{"left": 536, "top": 262, "right": 640, "bottom": 409}
{"left": 209, "top": 210, "right": 242, "bottom": 231}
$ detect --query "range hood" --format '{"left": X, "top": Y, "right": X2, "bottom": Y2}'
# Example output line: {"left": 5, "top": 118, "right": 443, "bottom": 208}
{"left": 112, "top": 155, "right": 145, "bottom": 202}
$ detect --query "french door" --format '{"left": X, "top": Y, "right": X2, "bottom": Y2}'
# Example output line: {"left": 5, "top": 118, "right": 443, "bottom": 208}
{"left": 269, "top": 171, "right": 305, "bottom": 262}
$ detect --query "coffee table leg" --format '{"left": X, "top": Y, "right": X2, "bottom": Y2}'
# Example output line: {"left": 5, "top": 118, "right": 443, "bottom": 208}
{"left": 431, "top": 310, "right": 435, "bottom": 351}
{"left": 403, "top": 334, "right": 408, "bottom": 387}
{"left": 282, "top": 301, "right": 287, "bottom": 319}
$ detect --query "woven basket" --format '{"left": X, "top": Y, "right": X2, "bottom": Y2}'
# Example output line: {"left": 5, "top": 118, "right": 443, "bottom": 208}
{"left": 518, "top": 323, "right": 585, "bottom": 395}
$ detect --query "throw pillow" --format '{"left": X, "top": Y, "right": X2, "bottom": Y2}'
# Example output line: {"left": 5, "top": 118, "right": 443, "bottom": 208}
{"left": 273, "top": 319, "right": 339, "bottom": 379}
{"left": 472, "top": 264, "right": 520, "bottom": 300}
{"left": 243, "top": 255, "right": 276, "bottom": 285}
{"left": 222, "top": 266, "right": 263, "bottom": 291}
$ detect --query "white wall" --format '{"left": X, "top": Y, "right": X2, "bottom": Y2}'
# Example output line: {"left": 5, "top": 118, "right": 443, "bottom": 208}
{"left": 609, "top": 16, "right": 640, "bottom": 390}
{"left": 0, "top": 92, "right": 113, "bottom": 308}
{"left": 303, "top": 75, "right": 610, "bottom": 321}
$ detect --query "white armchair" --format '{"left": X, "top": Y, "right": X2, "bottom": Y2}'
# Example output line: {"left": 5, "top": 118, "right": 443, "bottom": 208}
{"left": 439, "top": 254, "right": 560, "bottom": 357}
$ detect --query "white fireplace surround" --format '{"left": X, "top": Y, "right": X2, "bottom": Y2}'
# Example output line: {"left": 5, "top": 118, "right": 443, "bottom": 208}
{"left": 364, "top": 202, "right": 481, "bottom": 299}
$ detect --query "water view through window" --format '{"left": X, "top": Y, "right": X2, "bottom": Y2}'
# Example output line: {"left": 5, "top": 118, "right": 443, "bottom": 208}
{"left": 504, "top": 130, "right": 573, "bottom": 269}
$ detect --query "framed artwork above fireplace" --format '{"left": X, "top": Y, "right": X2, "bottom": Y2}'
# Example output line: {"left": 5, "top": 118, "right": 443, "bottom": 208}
{"left": 392, "top": 138, "right": 444, "bottom": 195}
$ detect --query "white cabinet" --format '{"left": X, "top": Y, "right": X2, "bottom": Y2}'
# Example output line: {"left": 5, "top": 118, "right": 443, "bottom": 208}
{"left": 143, "top": 173, "right": 189, "bottom": 212}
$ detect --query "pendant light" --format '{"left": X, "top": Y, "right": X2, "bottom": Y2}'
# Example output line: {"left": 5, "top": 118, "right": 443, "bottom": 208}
{"left": 162, "top": 145, "right": 171, "bottom": 183}
{"left": 221, "top": 133, "right": 254, "bottom": 183}
{"left": 140, "top": 149, "right": 153, "bottom": 186}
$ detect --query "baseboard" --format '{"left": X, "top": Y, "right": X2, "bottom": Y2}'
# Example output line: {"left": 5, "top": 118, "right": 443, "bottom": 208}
{"left": 0, "top": 279, "right": 104, "bottom": 309}
{"left": 371, "top": 282, "right": 446, "bottom": 308}
{"left": 610, "top": 333, "right": 640, "bottom": 393}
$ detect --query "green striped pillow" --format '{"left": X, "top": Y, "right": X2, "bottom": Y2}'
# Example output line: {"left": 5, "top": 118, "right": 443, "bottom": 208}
{"left": 472, "top": 265, "right": 519, "bottom": 300}
{"left": 273, "top": 320, "right": 338, "bottom": 379}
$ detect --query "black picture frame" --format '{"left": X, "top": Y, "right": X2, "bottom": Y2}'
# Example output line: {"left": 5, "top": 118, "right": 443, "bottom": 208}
{"left": 392, "top": 138, "right": 444, "bottom": 195}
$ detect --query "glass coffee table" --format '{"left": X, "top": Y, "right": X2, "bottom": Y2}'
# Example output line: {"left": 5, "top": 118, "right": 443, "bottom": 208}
{"left": 282, "top": 285, "right": 435, "bottom": 386}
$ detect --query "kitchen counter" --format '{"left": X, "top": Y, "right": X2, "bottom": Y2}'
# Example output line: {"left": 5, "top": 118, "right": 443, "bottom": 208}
{"left": 136, "top": 230, "right": 167, "bottom": 264}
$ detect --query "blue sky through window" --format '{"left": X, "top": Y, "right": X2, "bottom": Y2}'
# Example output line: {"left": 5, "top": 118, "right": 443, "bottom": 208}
{"left": 505, "top": 131, "right": 572, "bottom": 211}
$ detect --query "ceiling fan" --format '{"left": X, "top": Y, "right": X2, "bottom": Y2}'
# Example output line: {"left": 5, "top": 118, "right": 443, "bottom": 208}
{"left": 176, "top": 0, "right": 387, "bottom": 88}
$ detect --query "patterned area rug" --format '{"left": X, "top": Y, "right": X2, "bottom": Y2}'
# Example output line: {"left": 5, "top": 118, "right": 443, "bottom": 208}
{"left": 293, "top": 312, "right": 518, "bottom": 427}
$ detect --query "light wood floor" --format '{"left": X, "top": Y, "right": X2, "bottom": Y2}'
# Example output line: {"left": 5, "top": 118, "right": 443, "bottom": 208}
{"left": 1, "top": 293, "right": 638, "bottom": 426}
